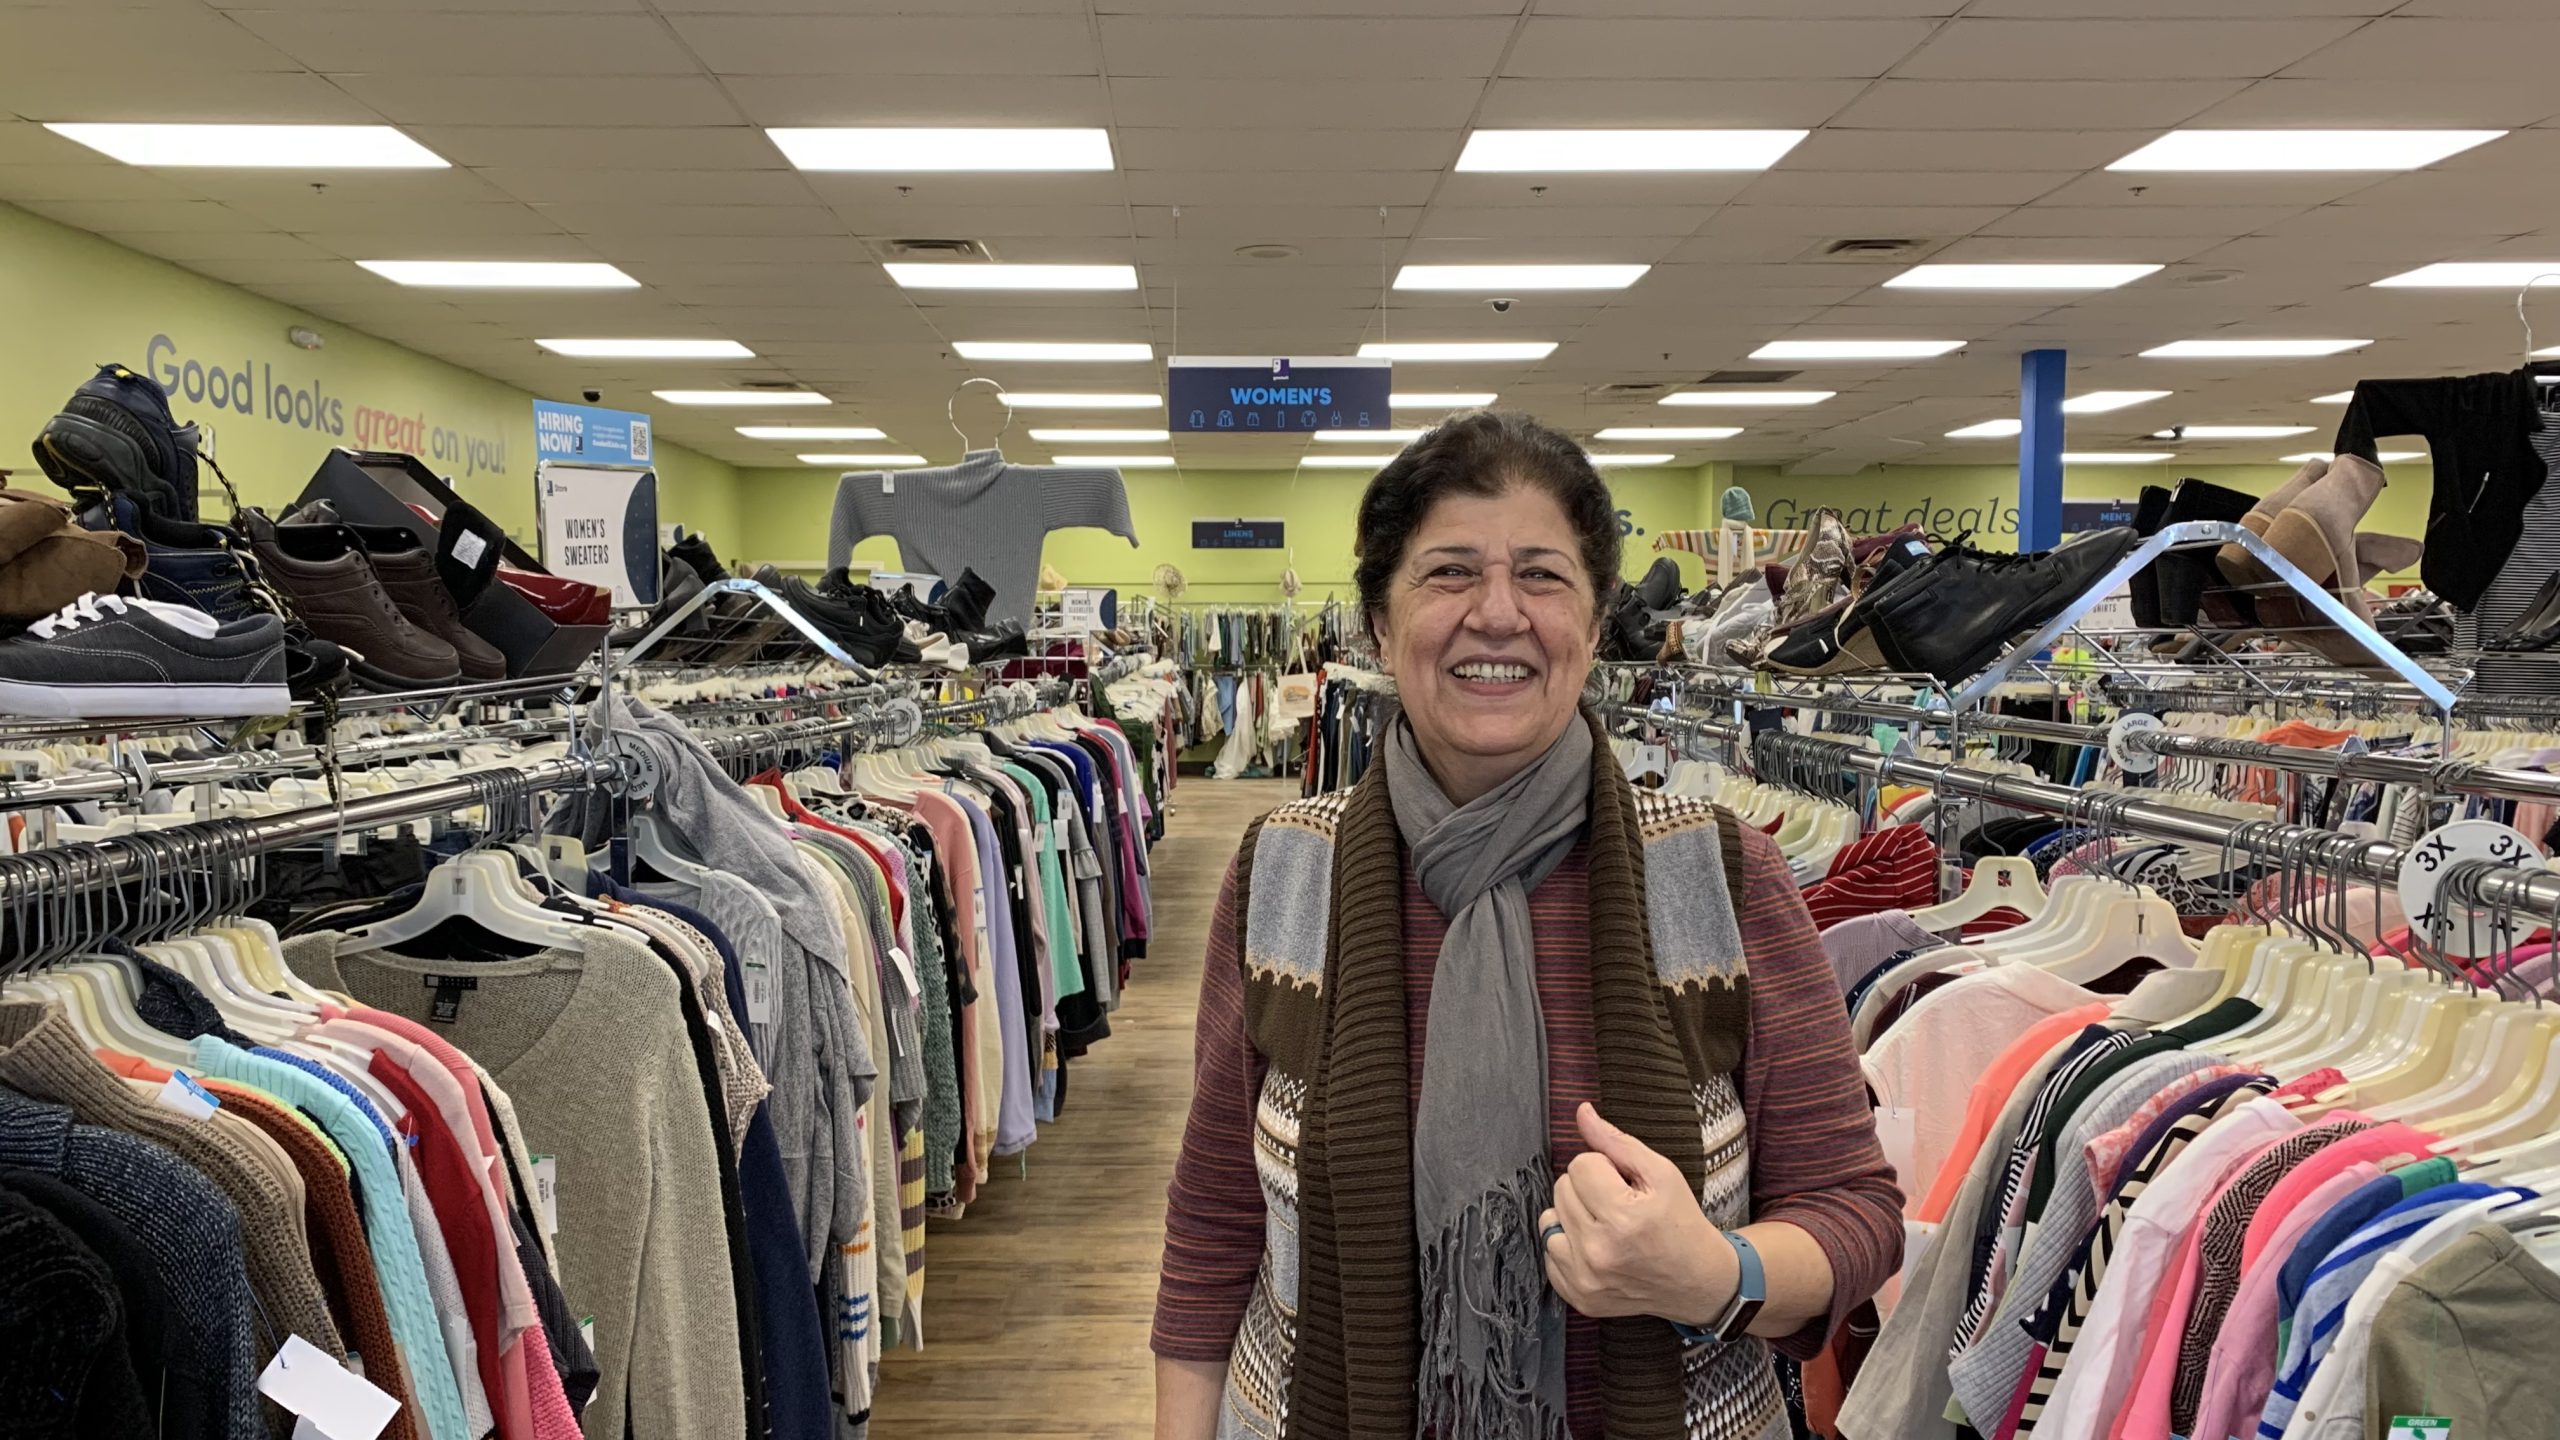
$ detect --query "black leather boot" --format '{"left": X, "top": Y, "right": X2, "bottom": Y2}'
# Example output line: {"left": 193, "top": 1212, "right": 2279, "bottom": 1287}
{"left": 2125, "top": 485, "right": 2174, "bottom": 630}
{"left": 2153, "top": 478, "right": 2259, "bottom": 630}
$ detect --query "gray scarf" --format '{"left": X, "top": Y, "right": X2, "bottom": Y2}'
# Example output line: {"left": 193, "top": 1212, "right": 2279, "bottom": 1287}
{"left": 1384, "top": 715, "right": 1594, "bottom": 1439}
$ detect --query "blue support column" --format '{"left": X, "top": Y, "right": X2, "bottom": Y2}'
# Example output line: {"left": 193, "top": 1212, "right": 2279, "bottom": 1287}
{"left": 2018, "top": 348, "right": 2066, "bottom": 552}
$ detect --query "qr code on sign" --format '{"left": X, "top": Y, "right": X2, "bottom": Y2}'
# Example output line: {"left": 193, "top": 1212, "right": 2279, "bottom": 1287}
{"left": 628, "top": 420, "right": 652, "bottom": 461}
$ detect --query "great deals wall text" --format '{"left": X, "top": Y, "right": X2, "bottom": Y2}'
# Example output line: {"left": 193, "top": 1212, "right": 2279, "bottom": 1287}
{"left": 145, "top": 332, "right": 510, "bottom": 478}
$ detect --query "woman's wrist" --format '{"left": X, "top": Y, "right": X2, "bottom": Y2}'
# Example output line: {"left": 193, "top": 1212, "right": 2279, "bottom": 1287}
{"left": 1658, "top": 1217, "right": 1740, "bottom": 1328}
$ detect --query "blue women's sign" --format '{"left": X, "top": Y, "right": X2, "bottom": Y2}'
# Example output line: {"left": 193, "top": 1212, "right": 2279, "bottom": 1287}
{"left": 1168, "top": 355, "right": 1392, "bottom": 433}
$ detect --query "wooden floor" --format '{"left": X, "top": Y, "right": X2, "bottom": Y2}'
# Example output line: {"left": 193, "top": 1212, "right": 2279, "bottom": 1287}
{"left": 870, "top": 777, "right": 1297, "bottom": 1436}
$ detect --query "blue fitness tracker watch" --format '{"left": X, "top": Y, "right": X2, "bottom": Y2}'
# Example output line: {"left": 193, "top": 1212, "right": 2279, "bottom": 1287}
{"left": 1672, "top": 1230, "right": 1767, "bottom": 1344}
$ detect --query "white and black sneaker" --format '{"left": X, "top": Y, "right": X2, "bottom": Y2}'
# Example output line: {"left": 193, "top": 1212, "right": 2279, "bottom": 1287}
{"left": 0, "top": 593, "right": 290, "bottom": 718}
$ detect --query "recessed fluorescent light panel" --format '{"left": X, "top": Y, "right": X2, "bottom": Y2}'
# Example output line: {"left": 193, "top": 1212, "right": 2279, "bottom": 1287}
{"left": 1051, "top": 454, "right": 1176, "bottom": 469}
{"left": 2154, "top": 425, "right": 2315, "bottom": 439}
{"left": 1660, "top": 390, "right": 1835, "bottom": 408}
{"left": 1391, "top": 392, "right": 1496, "bottom": 408}
{"left": 1587, "top": 454, "right": 1676, "bottom": 466}
{"left": 1593, "top": 427, "right": 1741, "bottom": 441}
{"left": 1301, "top": 454, "right": 1402, "bottom": 468}
{"left": 2064, "top": 453, "right": 2176, "bottom": 464}
{"left": 2312, "top": 391, "right": 2357, "bottom": 404}
{"left": 1947, "top": 419, "right": 2023, "bottom": 439}
{"left": 2372, "top": 262, "right": 2560, "bottom": 289}
{"left": 1393, "top": 265, "right": 1648, "bottom": 291}
{"left": 1313, "top": 429, "right": 1426, "bottom": 443}
{"left": 46, "top": 122, "right": 447, "bottom": 168}
{"left": 951, "top": 341, "right": 1152, "bottom": 362}
{"left": 359, "top": 260, "right": 638, "bottom": 289}
{"left": 885, "top": 263, "right": 1137, "bottom": 291}
{"left": 1750, "top": 340, "right": 1964, "bottom": 360}
{"left": 2283, "top": 451, "right": 2426, "bottom": 464}
{"left": 1358, "top": 342, "right": 1557, "bottom": 362}
{"left": 801, "top": 453, "right": 926, "bottom": 466}
{"left": 2142, "top": 339, "right": 2371, "bottom": 359}
{"left": 654, "top": 390, "right": 829, "bottom": 406}
{"left": 996, "top": 392, "right": 1160, "bottom": 409}
{"left": 768, "top": 127, "right": 1112, "bottom": 172}
{"left": 1886, "top": 263, "right": 2161, "bottom": 291}
{"left": 2108, "top": 129, "right": 2503, "bottom": 172}
{"left": 737, "top": 426, "right": 886, "bottom": 440}
{"left": 2063, "top": 390, "right": 2172, "bottom": 414}
{"left": 537, "top": 338, "right": 752, "bottom": 359}
{"left": 1456, "top": 129, "right": 1807, "bottom": 172}
{"left": 1026, "top": 428, "right": 1169, "bottom": 443}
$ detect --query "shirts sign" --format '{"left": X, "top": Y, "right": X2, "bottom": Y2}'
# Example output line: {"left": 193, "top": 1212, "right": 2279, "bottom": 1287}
{"left": 532, "top": 399, "right": 652, "bottom": 467}
{"left": 537, "top": 462, "right": 661, "bottom": 609}
{"left": 1169, "top": 355, "right": 1391, "bottom": 433}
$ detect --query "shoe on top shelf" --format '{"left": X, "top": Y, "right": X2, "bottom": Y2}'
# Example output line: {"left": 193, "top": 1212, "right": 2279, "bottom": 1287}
{"left": 751, "top": 564, "right": 907, "bottom": 668}
{"left": 87, "top": 494, "right": 349, "bottom": 702}
{"left": 0, "top": 592, "right": 287, "bottom": 719}
{"left": 238, "top": 509, "right": 463, "bottom": 693}
{"left": 1862, "top": 527, "right": 2144, "bottom": 684}
{"left": 285, "top": 501, "right": 506, "bottom": 681}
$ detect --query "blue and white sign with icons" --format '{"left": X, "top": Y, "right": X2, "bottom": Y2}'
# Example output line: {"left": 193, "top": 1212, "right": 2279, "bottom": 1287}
{"left": 1168, "top": 355, "right": 1392, "bottom": 434}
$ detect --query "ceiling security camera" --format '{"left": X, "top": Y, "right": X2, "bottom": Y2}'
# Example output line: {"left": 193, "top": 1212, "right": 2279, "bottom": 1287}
{"left": 582, "top": 389, "right": 602, "bottom": 404}
{"left": 1488, "top": 298, "right": 1515, "bottom": 313}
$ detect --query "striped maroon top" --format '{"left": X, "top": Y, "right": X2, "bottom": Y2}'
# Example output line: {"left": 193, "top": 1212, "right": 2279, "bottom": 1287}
{"left": 1154, "top": 822, "right": 1904, "bottom": 1437}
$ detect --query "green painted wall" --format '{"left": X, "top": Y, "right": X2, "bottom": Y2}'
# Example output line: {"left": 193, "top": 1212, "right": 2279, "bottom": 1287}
{"left": 734, "top": 449, "right": 2435, "bottom": 605}
{"left": 0, "top": 202, "right": 741, "bottom": 547}
{"left": 733, "top": 461, "right": 1731, "bottom": 604}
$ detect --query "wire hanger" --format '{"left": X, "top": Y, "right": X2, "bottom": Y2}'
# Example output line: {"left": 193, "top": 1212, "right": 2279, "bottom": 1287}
{"left": 949, "top": 376, "right": 1014, "bottom": 453}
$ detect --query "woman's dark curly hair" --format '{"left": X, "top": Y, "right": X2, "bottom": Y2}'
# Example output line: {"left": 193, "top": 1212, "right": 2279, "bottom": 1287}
{"left": 1351, "top": 409, "right": 1621, "bottom": 637}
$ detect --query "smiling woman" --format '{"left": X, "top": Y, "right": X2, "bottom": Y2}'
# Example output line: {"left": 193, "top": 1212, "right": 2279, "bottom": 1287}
{"left": 1153, "top": 410, "right": 1903, "bottom": 1440}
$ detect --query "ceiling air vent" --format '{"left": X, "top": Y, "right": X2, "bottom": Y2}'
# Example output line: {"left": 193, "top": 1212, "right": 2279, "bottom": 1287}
{"left": 1697, "top": 370, "right": 1803, "bottom": 385}
{"left": 870, "top": 237, "right": 993, "bottom": 259}
{"left": 1822, "top": 237, "right": 1926, "bottom": 257}
{"left": 1591, "top": 381, "right": 1669, "bottom": 398}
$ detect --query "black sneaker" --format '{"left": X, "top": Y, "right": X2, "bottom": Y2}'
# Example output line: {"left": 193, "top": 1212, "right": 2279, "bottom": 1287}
{"left": 1864, "top": 528, "right": 2143, "bottom": 683}
{"left": 0, "top": 593, "right": 287, "bottom": 718}
{"left": 87, "top": 495, "right": 349, "bottom": 702}
{"left": 939, "top": 568, "right": 995, "bottom": 632}
{"left": 1632, "top": 556, "right": 1683, "bottom": 612}
{"left": 953, "top": 619, "right": 1027, "bottom": 662}
{"left": 668, "top": 531, "right": 729, "bottom": 585}
{"left": 751, "top": 565, "right": 905, "bottom": 667}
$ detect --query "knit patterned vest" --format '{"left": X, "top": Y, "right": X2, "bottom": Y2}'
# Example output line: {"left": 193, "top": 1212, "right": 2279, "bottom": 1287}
{"left": 1220, "top": 717, "right": 1781, "bottom": 1440}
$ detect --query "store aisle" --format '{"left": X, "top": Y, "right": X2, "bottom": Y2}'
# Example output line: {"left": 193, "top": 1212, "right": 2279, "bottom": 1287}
{"left": 870, "top": 778, "right": 1299, "bottom": 1436}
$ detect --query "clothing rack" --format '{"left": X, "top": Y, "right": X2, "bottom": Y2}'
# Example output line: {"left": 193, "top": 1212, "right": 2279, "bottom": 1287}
{"left": 1600, "top": 700, "right": 2560, "bottom": 934}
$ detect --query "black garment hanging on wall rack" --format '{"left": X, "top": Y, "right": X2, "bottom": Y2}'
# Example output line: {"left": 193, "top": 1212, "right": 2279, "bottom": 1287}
{"left": 2333, "top": 361, "right": 2560, "bottom": 609}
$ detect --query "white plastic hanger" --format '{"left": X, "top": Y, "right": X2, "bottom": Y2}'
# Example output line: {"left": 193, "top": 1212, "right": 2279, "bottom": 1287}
{"left": 1911, "top": 857, "right": 2048, "bottom": 933}
{"left": 339, "top": 850, "right": 589, "bottom": 955}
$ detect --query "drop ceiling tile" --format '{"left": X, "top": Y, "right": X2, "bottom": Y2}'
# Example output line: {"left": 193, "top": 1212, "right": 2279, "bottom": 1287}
{"left": 2183, "top": 76, "right": 2560, "bottom": 128}
{"left": 578, "top": 232, "right": 866, "bottom": 263}
{"left": 1964, "top": 0, "right": 2391, "bottom": 12}
{"left": 15, "top": 197, "right": 267, "bottom": 232}
{"left": 1430, "top": 174, "right": 1759, "bottom": 208}
{"left": 1391, "top": 236, "right": 1682, "bottom": 264}
{"left": 667, "top": 14, "right": 1099, "bottom": 74}
{"left": 534, "top": 203, "right": 847, "bottom": 237}
{"left": 2181, "top": 233, "right": 2476, "bottom": 267}
{"left": 1472, "top": 77, "right": 1868, "bottom": 127}
{"left": 1780, "top": 129, "right": 2145, "bottom": 172}
{"left": 329, "top": 75, "right": 743, "bottom": 128}
{"left": 2029, "top": 171, "right": 2392, "bottom": 208}
{"left": 1979, "top": 204, "right": 2310, "bottom": 237}
{"left": 405, "top": 126, "right": 783, "bottom": 170}
{"left": 0, "top": 70, "right": 380, "bottom": 123}
{"left": 1894, "top": 17, "right": 2362, "bottom": 79}
{"left": 290, "top": 231, "right": 605, "bottom": 261}
{"left": 1108, "top": 76, "right": 1483, "bottom": 129}
{"left": 1696, "top": 204, "right": 2012, "bottom": 238}
{"left": 131, "top": 231, "right": 341, "bottom": 262}
{"left": 1505, "top": 18, "right": 1933, "bottom": 77}
{"left": 0, "top": 163, "right": 203, "bottom": 201}
{"left": 1118, "top": 128, "right": 1459, "bottom": 173}
{"left": 1125, "top": 170, "right": 1439, "bottom": 207}
{"left": 1738, "top": 169, "right": 2075, "bottom": 207}
{"left": 225, "top": 10, "right": 701, "bottom": 73}
{"left": 1830, "top": 78, "right": 2250, "bottom": 128}
{"left": 790, "top": 173, "right": 1128, "bottom": 210}
{"left": 2281, "top": 17, "right": 2560, "bottom": 81}
{"left": 1097, "top": 0, "right": 1517, "bottom": 11}
{"left": 1098, "top": 16, "right": 1514, "bottom": 78}
{"left": 721, "top": 74, "right": 1110, "bottom": 127}
{"left": 202, "top": 0, "right": 642, "bottom": 10}
{"left": 822, "top": 203, "right": 1139, "bottom": 239}
{"left": 2262, "top": 194, "right": 2560, "bottom": 234}
{"left": 235, "top": 199, "right": 569, "bottom": 238}
{"left": 0, "top": 8, "right": 303, "bottom": 69}
{"left": 1133, "top": 205, "right": 1421, "bottom": 240}
{"left": 2432, "top": 129, "right": 2560, "bottom": 172}
{"left": 1417, "top": 205, "right": 1719, "bottom": 239}
{"left": 670, "top": 0, "right": 1082, "bottom": 10}
{"left": 1930, "top": 234, "right": 2237, "bottom": 263}
{"left": 914, "top": 308, "right": 1158, "bottom": 340}
{"left": 177, "top": 167, "right": 521, "bottom": 206}
{"left": 476, "top": 167, "right": 817, "bottom": 207}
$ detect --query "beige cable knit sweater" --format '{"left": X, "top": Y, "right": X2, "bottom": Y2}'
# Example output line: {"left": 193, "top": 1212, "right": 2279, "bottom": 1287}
{"left": 284, "top": 928, "right": 747, "bottom": 1440}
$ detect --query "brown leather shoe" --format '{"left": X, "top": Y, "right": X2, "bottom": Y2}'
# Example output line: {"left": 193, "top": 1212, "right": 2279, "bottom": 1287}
{"left": 238, "top": 510, "right": 462, "bottom": 692}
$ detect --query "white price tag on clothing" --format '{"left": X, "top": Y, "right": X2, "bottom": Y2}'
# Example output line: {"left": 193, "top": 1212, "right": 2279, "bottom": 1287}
{"left": 881, "top": 474, "right": 895, "bottom": 495}
{"left": 973, "top": 890, "right": 989, "bottom": 935}
{"left": 1874, "top": 1106, "right": 1918, "bottom": 1192}
{"left": 744, "top": 961, "right": 774, "bottom": 1025}
{"left": 260, "top": 1335, "right": 400, "bottom": 1440}
{"left": 154, "top": 1069, "right": 222, "bottom": 1121}
{"left": 580, "top": 1317, "right": 596, "bottom": 1353}
{"left": 2387, "top": 1419, "right": 2453, "bottom": 1440}
{"left": 888, "top": 945, "right": 920, "bottom": 998}
{"left": 531, "top": 1155, "right": 559, "bottom": 1242}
